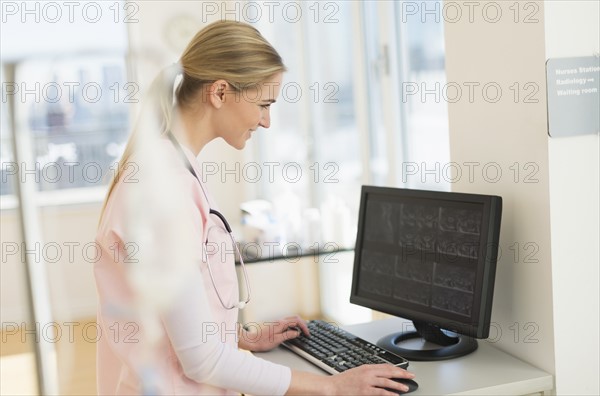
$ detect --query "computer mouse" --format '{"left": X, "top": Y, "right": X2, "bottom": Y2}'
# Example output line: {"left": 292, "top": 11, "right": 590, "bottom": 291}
{"left": 389, "top": 378, "right": 419, "bottom": 394}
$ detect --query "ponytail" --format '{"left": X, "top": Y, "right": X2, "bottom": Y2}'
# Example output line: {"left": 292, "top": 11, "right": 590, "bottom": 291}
{"left": 98, "top": 63, "right": 182, "bottom": 224}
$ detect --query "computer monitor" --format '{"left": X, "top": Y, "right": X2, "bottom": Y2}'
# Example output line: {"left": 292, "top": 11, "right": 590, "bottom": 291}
{"left": 350, "top": 186, "right": 502, "bottom": 361}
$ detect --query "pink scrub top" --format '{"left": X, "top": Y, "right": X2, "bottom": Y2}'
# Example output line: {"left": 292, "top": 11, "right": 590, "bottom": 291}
{"left": 94, "top": 137, "right": 291, "bottom": 395}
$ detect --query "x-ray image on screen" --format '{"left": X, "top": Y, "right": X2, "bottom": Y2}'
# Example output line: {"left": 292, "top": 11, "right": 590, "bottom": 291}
{"left": 351, "top": 186, "right": 502, "bottom": 361}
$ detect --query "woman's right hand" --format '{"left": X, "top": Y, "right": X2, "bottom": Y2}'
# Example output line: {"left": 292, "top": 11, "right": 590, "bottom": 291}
{"left": 287, "top": 364, "right": 416, "bottom": 395}
{"left": 327, "top": 364, "right": 416, "bottom": 395}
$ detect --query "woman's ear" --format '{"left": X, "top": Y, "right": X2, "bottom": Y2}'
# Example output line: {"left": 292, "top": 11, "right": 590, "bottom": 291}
{"left": 208, "top": 80, "right": 229, "bottom": 108}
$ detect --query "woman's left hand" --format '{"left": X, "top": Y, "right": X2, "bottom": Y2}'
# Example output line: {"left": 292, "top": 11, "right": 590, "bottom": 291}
{"left": 239, "top": 315, "right": 310, "bottom": 352}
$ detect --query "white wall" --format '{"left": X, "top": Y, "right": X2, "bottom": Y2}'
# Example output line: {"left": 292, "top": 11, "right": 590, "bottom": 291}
{"left": 238, "top": 256, "right": 321, "bottom": 324}
{"left": 1, "top": 205, "right": 101, "bottom": 325}
{"left": 443, "top": 0, "right": 555, "bottom": 375}
{"left": 544, "top": 1, "right": 600, "bottom": 395}
{"left": 444, "top": 1, "right": 600, "bottom": 393}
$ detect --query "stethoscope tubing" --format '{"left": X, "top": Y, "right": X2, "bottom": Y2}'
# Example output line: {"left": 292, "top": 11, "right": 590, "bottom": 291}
{"left": 166, "top": 131, "right": 251, "bottom": 310}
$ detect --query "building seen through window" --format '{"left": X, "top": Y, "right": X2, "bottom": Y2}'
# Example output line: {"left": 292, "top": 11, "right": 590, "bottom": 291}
{"left": 1, "top": 56, "right": 131, "bottom": 196}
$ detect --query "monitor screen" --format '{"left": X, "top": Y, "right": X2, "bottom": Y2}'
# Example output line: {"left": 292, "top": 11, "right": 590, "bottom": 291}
{"left": 350, "top": 186, "right": 502, "bottom": 360}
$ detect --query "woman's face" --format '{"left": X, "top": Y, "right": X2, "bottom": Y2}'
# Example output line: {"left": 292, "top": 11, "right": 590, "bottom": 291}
{"left": 217, "top": 72, "right": 283, "bottom": 149}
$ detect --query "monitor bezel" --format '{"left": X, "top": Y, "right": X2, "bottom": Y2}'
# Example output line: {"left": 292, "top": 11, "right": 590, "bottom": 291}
{"left": 349, "top": 185, "right": 502, "bottom": 339}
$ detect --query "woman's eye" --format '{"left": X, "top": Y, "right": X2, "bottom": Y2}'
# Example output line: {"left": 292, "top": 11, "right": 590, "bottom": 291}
{"left": 260, "top": 104, "right": 271, "bottom": 109}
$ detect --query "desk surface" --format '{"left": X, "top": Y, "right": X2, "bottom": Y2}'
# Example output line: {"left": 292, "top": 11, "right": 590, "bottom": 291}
{"left": 255, "top": 318, "right": 554, "bottom": 395}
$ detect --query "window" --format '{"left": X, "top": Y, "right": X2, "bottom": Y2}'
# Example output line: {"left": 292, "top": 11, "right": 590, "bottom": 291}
{"left": 249, "top": 0, "right": 450, "bottom": 323}
{"left": 1, "top": 64, "right": 16, "bottom": 197}
{"left": 14, "top": 56, "right": 130, "bottom": 193}
{"left": 251, "top": 1, "right": 450, "bottom": 244}
{"left": 252, "top": 1, "right": 364, "bottom": 250}
{"left": 0, "top": 0, "right": 130, "bottom": 204}
{"left": 396, "top": 1, "right": 450, "bottom": 190}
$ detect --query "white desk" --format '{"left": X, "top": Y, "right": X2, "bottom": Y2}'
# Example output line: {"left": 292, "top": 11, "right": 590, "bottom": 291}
{"left": 255, "top": 318, "right": 554, "bottom": 395}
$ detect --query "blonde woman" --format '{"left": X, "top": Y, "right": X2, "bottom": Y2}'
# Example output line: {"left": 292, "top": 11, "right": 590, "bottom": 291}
{"left": 95, "top": 20, "right": 415, "bottom": 395}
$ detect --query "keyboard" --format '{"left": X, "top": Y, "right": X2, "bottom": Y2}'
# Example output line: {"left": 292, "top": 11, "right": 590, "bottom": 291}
{"left": 281, "top": 320, "right": 409, "bottom": 374}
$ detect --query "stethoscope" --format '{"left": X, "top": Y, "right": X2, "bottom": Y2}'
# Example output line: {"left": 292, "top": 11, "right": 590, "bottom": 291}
{"left": 167, "top": 131, "right": 251, "bottom": 310}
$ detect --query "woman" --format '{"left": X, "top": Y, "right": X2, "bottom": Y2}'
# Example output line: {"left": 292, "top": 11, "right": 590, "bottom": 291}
{"left": 95, "top": 20, "right": 415, "bottom": 395}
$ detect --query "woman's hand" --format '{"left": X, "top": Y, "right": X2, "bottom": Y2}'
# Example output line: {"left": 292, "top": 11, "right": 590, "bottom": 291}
{"left": 328, "top": 364, "right": 416, "bottom": 395}
{"left": 239, "top": 315, "right": 310, "bottom": 352}
{"left": 286, "top": 364, "right": 416, "bottom": 395}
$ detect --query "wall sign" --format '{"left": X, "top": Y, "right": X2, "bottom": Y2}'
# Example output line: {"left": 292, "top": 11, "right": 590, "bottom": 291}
{"left": 546, "top": 56, "right": 599, "bottom": 137}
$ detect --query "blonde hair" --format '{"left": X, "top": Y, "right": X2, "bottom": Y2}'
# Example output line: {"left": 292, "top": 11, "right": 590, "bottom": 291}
{"left": 99, "top": 20, "right": 286, "bottom": 223}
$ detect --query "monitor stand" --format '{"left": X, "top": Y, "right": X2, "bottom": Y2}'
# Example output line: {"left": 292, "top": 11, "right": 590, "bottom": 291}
{"left": 376, "top": 320, "right": 478, "bottom": 361}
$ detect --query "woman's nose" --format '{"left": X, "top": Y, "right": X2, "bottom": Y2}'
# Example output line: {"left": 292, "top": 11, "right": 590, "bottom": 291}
{"left": 259, "top": 110, "right": 271, "bottom": 129}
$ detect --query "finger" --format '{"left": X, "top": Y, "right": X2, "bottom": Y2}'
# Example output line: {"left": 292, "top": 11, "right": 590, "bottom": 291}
{"left": 280, "top": 316, "right": 310, "bottom": 336}
{"left": 392, "top": 368, "right": 416, "bottom": 380}
{"left": 375, "top": 378, "right": 409, "bottom": 393}
{"left": 283, "top": 328, "right": 302, "bottom": 341}
{"left": 289, "top": 316, "right": 310, "bottom": 336}
{"left": 372, "top": 364, "right": 416, "bottom": 380}
{"left": 272, "top": 330, "right": 299, "bottom": 345}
